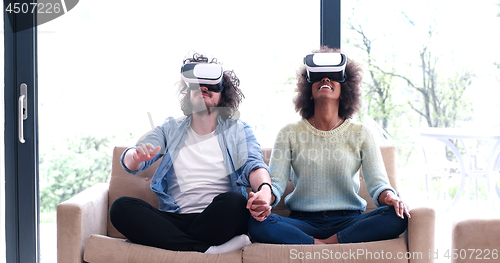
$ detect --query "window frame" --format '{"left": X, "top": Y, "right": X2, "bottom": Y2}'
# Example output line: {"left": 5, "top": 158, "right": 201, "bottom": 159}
{"left": 4, "top": 0, "right": 39, "bottom": 262}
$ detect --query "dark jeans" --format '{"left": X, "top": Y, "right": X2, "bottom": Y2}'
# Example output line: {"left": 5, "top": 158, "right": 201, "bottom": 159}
{"left": 110, "top": 192, "right": 249, "bottom": 252}
{"left": 248, "top": 206, "right": 408, "bottom": 244}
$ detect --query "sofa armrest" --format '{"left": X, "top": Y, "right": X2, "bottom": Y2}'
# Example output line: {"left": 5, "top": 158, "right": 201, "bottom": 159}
{"left": 57, "top": 182, "right": 109, "bottom": 263}
{"left": 451, "top": 218, "right": 500, "bottom": 263}
{"left": 407, "top": 206, "right": 436, "bottom": 263}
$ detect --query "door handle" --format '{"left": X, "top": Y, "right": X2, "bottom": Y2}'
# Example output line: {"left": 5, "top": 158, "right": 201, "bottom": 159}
{"left": 18, "top": 83, "right": 27, "bottom": 143}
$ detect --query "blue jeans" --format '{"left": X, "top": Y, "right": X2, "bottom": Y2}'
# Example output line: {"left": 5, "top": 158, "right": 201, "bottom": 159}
{"left": 248, "top": 206, "right": 407, "bottom": 244}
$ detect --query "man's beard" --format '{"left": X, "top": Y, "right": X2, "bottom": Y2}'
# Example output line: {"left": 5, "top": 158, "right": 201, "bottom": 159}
{"left": 191, "top": 97, "right": 221, "bottom": 115}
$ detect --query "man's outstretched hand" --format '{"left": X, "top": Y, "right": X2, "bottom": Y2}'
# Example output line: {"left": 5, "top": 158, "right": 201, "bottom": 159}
{"left": 123, "top": 143, "right": 161, "bottom": 171}
{"left": 133, "top": 143, "right": 161, "bottom": 162}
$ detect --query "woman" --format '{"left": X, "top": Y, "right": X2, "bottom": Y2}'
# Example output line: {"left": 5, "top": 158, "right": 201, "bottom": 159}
{"left": 247, "top": 47, "right": 410, "bottom": 245}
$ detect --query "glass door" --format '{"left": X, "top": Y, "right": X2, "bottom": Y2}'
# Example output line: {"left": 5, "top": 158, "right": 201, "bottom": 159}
{"left": 3, "top": 0, "right": 38, "bottom": 262}
{"left": 340, "top": 0, "right": 500, "bottom": 260}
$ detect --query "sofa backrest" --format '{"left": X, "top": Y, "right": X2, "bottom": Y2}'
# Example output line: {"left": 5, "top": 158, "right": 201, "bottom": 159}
{"left": 108, "top": 147, "right": 160, "bottom": 238}
{"left": 107, "top": 146, "right": 397, "bottom": 238}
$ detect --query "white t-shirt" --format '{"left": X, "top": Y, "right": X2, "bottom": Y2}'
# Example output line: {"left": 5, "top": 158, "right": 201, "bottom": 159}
{"left": 168, "top": 127, "right": 231, "bottom": 213}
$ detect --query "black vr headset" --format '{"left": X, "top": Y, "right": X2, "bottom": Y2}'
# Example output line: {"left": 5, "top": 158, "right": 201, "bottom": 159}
{"left": 304, "top": 53, "right": 347, "bottom": 84}
{"left": 181, "top": 63, "right": 225, "bottom": 92}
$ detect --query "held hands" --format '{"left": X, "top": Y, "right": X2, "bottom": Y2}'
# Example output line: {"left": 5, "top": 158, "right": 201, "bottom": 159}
{"left": 384, "top": 191, "right": 411, "bottom": 219}
{"left": 246, "top": 191, "right": 272, "bottom": 222}
{"left": 133, "top": 143, "right": 161, "bottom": 162}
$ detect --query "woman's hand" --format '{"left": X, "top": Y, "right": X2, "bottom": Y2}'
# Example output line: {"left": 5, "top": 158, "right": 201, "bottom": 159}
{"left": 246, "top": 191, "right": 272, "bottom": 222}
{"left": 247, "top": 169, "right": 275, "bottom": 222}
{"left": 384, "top": 191, "right": 411, "bottom": 219}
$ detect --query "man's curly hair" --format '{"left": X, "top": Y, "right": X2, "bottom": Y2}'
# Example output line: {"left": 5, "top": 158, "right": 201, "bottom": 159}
{"left": 179, "top": 53, "right": 244, "bottom": 119}
{"left": 293, "top": 46, "right": 363, "bottom": 119}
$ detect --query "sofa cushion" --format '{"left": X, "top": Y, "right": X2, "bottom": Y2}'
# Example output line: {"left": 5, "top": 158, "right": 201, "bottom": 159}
{"left": 84, "top": 234, "right": 243, "bottom": 263}
{"left": 242, "top": 238, "right": 408, "bottom": 263}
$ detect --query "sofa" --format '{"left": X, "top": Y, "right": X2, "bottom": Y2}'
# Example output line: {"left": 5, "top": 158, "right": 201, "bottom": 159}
{"left": 451, "top": 218, "right": 500, "bottom": 263}
{"left": 57, "top": 145, "right": 435, "bottom": 263}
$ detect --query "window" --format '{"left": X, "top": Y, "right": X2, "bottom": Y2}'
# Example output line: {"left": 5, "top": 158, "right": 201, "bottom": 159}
{"left": 341, "top": 0, "right": 500, "bottom": 254}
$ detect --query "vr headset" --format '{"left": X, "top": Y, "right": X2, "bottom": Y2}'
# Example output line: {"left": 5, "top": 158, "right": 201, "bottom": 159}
{"left": 181, "top": 63, "right": 224, "bottom": 92}
{"left": 304, "top": 53, "right": 347, "bottom": 84}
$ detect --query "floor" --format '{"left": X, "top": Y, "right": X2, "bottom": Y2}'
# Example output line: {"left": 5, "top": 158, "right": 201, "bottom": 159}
{"left": 40, "top": 223, "right": 56, "bottom": 263}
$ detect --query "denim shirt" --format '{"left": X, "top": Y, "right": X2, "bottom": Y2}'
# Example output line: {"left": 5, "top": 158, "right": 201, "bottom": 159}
{"left": 120, "top": 115, "right": 270, "bottom": 213}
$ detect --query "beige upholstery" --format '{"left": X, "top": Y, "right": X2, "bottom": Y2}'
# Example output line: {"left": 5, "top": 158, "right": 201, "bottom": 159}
{"left": 57, "top": 146, "right": 436, "bottom": 263}
{"left": 107, "top": 147, "right": 160, "bottom": 238}
{"left": 83, "top": 235, "right": 242, "bottom": 263}
{"left": 451, "top": 219, "right": 500, "bottom": 263}
{"left": 243, "top": 238, "right": 409, "bottom": 263}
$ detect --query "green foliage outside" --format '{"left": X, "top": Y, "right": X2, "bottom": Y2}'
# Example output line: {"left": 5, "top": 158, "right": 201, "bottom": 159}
{"left": 39, "top": 135, "right": 114, "bottom": 214}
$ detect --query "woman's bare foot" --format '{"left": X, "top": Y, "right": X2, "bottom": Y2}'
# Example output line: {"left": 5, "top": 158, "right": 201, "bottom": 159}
{"left": 314, "top": 234, "right": 339, "bottom": 245}
{"left": 314, "top": 238, "right": 326, "bottom": 244}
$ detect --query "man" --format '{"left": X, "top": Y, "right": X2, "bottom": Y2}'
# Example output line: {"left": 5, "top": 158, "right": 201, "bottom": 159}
{"left": 110, "top": 53, "right": 276, "bottom": 254}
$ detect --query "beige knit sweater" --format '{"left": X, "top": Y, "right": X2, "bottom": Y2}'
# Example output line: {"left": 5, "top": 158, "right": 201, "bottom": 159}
{"left": 269, "top": 118, "right": 395, "bottom": 212}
